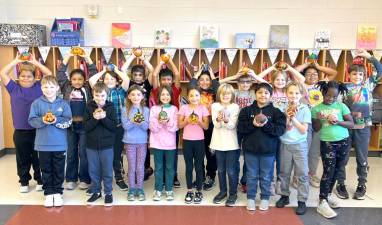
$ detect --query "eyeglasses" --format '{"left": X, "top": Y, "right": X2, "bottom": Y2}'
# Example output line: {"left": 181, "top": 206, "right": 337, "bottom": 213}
{"left": 239, "top": 80, "right": 252, "bottom": 84}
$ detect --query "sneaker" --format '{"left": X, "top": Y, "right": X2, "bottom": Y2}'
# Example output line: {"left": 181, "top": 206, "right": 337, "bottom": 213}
{"left": 116, "top": 180, "right": 128, "bottom": 191}
{"left": 335, "top": 183, "right": 349, "bottom": 199}
{"left": 241, "top": 184, "right": 247, "bottom": 193}
{"left": 137, "top": 189, "right": 146, "bottom": 201}
{"left": 276, "top": 195, "right": 290, "bottom": 208}
{"left": 53, "top": 194, "right": 63, "bottom": 207}
{"left": 86, "top": 188, "right": 93, "bottom": 196}
{"left": 19, "top": 185, "right": 29, "bottom": 193}
{"left": 225, "top": 194, "right": 237, "bottom": 207}
{"left": 104, "top": 194, "right": 113, "bottom": 207}
{"left": 328, "top": 194, "right": 340, "bottom": 209}
{"left": 127, "top": 189, "right": 135, "bottom": 201}
{"left": 194, "top": 191, "right": 203, "bottom": 204}
{"left": 35, "top": 184, "right": 43, "bottom": 192}
{"left": 259, "top": 200, "right": 269, "bottom": 211}
{"left": 165, "top": 191, "right": 174, "bottom": 201}
{"left": 295, "top": 201, "right": 307, "bottom": 215}
{"left": 78, "top": 182, "right": 89, "bottom": 190}
{"left": 213, "top": 192, "right": 227, "bottom": 204}
{"left": 246, "top": 199, "right": 256, "bottom": 211}
{"left": 317, "top": 199, "right": 337, "bottom": 219}
{"left": 309, "top": 175, "right": 321, "bottom": 188}
{"left": 66, "top": 182, "right": 76, "bottom": 190}
{"left": 87, "top": 193, "right": 102, "bottom": 205}
{"left": 275, "top": 180, "right": 281, "bottom": 195}
{"left": 153, "top": 190, "right": 162, "bottom": 201}
{"left": 44, "top": 194, "right": 54, "bottom": 208}
{"left": 353, "top": 184, "right": 366, "bottom": 200}
{"left": 185, "top": 191, "right": 194, "bottom": 204}
{"left": 173, "top": 176, "right": 181, "bottom": 188}
{"left": 203, "top": 176, "right": 215, "bottom": 191}
{"left": 291, "top": 176, "right": 298, "bottom": 189}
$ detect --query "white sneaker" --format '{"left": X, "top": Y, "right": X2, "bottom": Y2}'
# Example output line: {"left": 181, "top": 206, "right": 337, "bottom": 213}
{"left": 317, "top": 199, "right": 337, "bottom": 219}
{"left": 19, "top": 185, "right": 29, "bottom": 193}
{"left": 66, "top": 182, "right": 76, "bottom": 190}
{"left": 35, "top": 184, "right": 43, "bottom": 192}
{"left": 78, "top": 182, "right": 89, "bottom": 190}
{"left": 166, "top": 191, "right": 174, "bottom": 201}
{"left": 153, "top": 190, "right": 162, "bottom": 201}
{"left": 53, "top": 194, "right": 63, "bottom": 207}
{"left": 328, "top": 194, "right": 340, "bottom": 209}
{"left": 246, "top": 199, "right": 256, "bottom": 211}
{"left": 44, "top": 195, "right": 54, "bottom": 208}
{"left": 259, "top": 200, "right": 269, "bottom": 211}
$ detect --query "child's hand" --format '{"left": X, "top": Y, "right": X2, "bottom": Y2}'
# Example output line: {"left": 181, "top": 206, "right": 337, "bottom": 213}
{"left": 356, "top": 49, "right": 372, "bottom": 59}
{"left": 42, "top": 116, "right": 57, "bottom": 125}
{"left": 28, "top": 53, "right": 38, "bottom": 65}
{"left": 327, "top": 114, "right": 338, "bottom": 125}
{"left": 317, "top": 112, "right": 326, "bottom": 120}
{"left": 13, "top": 53, "right": 23, "bottom": 64}
{"left": 216, "top": 112, "right": 224, "bottom": 122}
{"left": 253, "top": 117, "right": 267, "bottom": 127}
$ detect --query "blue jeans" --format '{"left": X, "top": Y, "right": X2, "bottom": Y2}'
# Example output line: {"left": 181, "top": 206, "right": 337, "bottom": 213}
{"left": 215, "top": 150, "right": 240, "bottom": 195}
{"left": 245, "top": 151, "right": 275, "bottom": 200}
{"left": 87, "top": 148, "right": 114, "bottom": 195}
{"left": 153, "top": 149, "right": 176, "bottom": 191}
{"left": 65, "top": 127, "right": 90, "bottom": 183}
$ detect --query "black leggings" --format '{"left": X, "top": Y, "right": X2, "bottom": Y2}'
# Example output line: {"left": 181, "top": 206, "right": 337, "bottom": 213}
{"left": 183, "top": 140, "right": 205, "bottom": 190}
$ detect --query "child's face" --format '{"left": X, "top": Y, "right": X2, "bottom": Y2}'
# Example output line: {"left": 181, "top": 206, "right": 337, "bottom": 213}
{"left": 188, "top": 89, "right": 201, "bottom": 105}
{"left": 160, "top": 75, "right": 173, "bottom": 87}
{"left": 273, "top": 73, "right": 287, "bottom": 90}
{"left": 198, "top": 74, "right": 211, "bottom": 90}
{"left": 132, "top": 71, "right": 144, "bottom": 84}
{"left": 70, "top": 73, "right": 85, "bottom": 89}
{"left": 103, "top": 73, "right": 117, "bottom": 89}
{"left": 41, "top": 82, "right": 59, "bottom": 99}
{"left": 255, "top": 88, "right": 271, "bottom": 105}
{"left": 93, "top": 90, "right": 107, "bottom": 106}
{"left": 128, "top": 89, "right": 144, "bottom": 105}
{"left": 349, "top": 71, "right": 364, "bottom": 85}
{"left": 305, "top": 68, "right": 319, "bottom": 85}
{"left": 323, "top": 88, "right": 338, "bottom": 105}
{"left": 238, "top": 78, "right": 252, "bottom": 91}
{"left": 160, "top": 89, "right": 171, "bottom": 105}
{"left": 19, "top": 71, "right": 35, "bottom": 88}
{"left": 286, "top": 85, "right": 302, "bottom": 104}
{"left": 220, "top": 92, "right": 232, "bottom": 104}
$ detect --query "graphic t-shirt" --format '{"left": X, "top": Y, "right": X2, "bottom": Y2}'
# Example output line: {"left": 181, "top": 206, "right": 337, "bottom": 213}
{"left": 235, "top": 89, "right": 256, "bottom": 109}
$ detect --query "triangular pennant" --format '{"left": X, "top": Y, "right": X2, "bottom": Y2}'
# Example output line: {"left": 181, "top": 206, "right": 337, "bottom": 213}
{"left": 184, "top": 48, "right": 196, "bottom": 64}
{"left": 330, "top": 49, "right": 342, "bottom": 65}
{"left": 350, "top": 49, "right": 357, "bottom": 58}
{"left": 205, "top": 49, "right": 217, "bottom": 63}
{"left": 17, "top": 46, "right": 30, "bottom": 54}
{"left": 307, "top": 49, "right": 320, "bottom": 56}
{"left": 287, "top": 49, "right": 300, "bottom": 64}
{"left": 225, "top": 49, "right": 238, "bottom": 64}
{"left": 82, "top": 47, "right": 93, "bottom": 57}
{"left": 268, "top": 49, "right": 279, "bottom": 64}
{"left": 143, "top": 47, "right": 155, "bottom": 60}
{"left": 246, "top": 49, "right": 259, "bottom": 63}
{"left": 37, "top": 46, "right": 50, "bottom": 63}
{"left": 372, "top": 50, "right": 382, "bottom": 61}
{"left": 121, "top": 48, "right": 132, "bottom": 60}
{"left": 58, "top": 47, "right": 71, "bottom": 59}
{"left": 164, "top": 48, "right": 177, "bottom": 58}
{"left": 101, "top": 47, "right": 114, "bottom": 63}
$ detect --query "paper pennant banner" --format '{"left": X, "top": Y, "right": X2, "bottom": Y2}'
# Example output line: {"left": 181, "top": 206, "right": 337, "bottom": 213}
{"left": 225, "top": 49, "right": 238, "bottom": 64}
{"left": 58, "top": 47, "right": 71, "bottom": 59}
{"left": 307, "top": 49, "right": 320, "bottom": 56}
{"left": 184, "top": 48, "right": 196, "bottom": 64}
{"left": 205, "top": 49, "right": 217, "bottom": 63}
{"left": 287, "top": 49, "right": 300, "bottom": 64}
{"left": 329, "top": 49, "right": 342, "bottom": 65}
{"left": 268, "top": 49, "right": 279, "bottom": 64}
{"left": 101, "top": 47, "right": 114, "bottom": 63}
{"left": 246, "top": 49, "right": 259, "bottom": 63}
{"left": 82, "top": 47, "right": 93, "bottom": 57}
{"left": 17, "top": 46, "right": 30, "bottom": 53}
{"left": 143, "top": 47, "right": 155, "bottom": 60}
{"left": 350, "top": 49, "right": 357, "bottom": 58}
{"left": 164, "top": 48, "right": 177, "bottom": 58}
{"left": 37, "top": 47, "right": 50, "bottom": 63}
{"left": 121, "top": 48, "right": 132, "bottom": 60}
{"left": 372, "top": 50, "right": 382, "bottom": 61}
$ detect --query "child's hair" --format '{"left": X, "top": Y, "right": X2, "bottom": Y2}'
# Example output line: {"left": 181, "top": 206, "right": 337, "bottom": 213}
{"left": 286, "top": 81, "right": 304, "bottom": 94}
{"left": 92, "top": 82, "right": 109, "bottom": 95}
{"left": 102, "top": 71, "right": 121, "bottom": 84}
{"left": 317, "top": 81, "right": 348, "bottom": 96}
{"left": 70, "top": 69, "right": 86, "bottom": 79}
{"left": 187, "top": 86, "right": 201, "bottom": 95}
{"left": 19, "top": 63, "right": 35, "bottom": 77}
{"left": 216, "top": 83, "right": 235, "bottom": 103}
{"left": 255, "top": 82, "right": 273, "bottom": 95}
{"left": 302, "top": 65, "right": 319, "bottom": 76}
{"left": 238, "top": 74, "right": 252, "bottom": 82}
{"left": 159, "top": 68, "right": 174, "bottom": 79}
{"left": 157, "top": 85, "right": 173, "bottom": 105}
{"left": 126, "top": 84, "right": 146, "bottom": 114}
{"left": 348, "top": 64, "right": 366, "bottom": 75}
{"left": 131, "top": 65, "right": 145, "bottom": 75}
{"left": 270, "top": 70, "right": 288, "bottom": 84}
{"left": 41, "top": 75, "right": 59, "bottom": 86}
{"left": 197, "top": 73, "right": 211, "bottom": 81}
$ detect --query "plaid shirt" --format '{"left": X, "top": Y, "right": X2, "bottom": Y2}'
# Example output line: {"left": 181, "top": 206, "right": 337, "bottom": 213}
{"left": 107, "top": 87, "right": 126, "bottom": 124}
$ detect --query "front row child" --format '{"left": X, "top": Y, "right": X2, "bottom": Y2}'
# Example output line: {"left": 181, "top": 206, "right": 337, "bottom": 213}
{"left": 178, "top": 87, "right": 209, "bottom": 204}
{"left": 237, "top": 83, "right": 286, "bottom": 212}
{"left": 312, "top": 81, "right": 354, "bottom": 219}
{"left": 149, "top": 86, "right": 179, "bottom": 201}
{"left": 84, "top": 82, "right": 117, "bottom": 207}
{"left": 28, "top": 76, "right": 72, "bottom": 207}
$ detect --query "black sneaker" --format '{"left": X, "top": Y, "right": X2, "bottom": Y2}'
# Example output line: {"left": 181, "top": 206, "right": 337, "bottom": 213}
{"left": 276, "top": 195, "right": 290, "bottom": 208}
{"left": 335, "top": 183, "right": 349, "bottom": 199}
{"left": 225, "top": 194, "right": 237, "bottom": 207}
{"left": 353, "top": 184, "right": 366, "bottom": 200}
{"left": 87, "top": 193, "right": 102, "bottom": 205}
{"left": 185, "top": 191, "right": 194, "bottom": 204}
{"left": 173, "top": 176, "right": 181, "bottom": 188}
{"left": 86, "top": 188, "right": 93, "bottom": 196}
{"left": 213, "top": 192, "right": 227, "bottom": 204}
{"left": 116, "top": 180, "right": 128, "bottom": 191}
{"left": 104, "top": 194, "right": 113, "bottom": 207}
{"left": 144, "top": 167, "right": 154, "bottom": 181}
{"left": 203, "top": 176, "right": 215, "bottom": 191}
{"left": 194, "top": 191, "right": 203, "bottom": 204}
{"left": 295, "top": 201, "right": 307, "bottom": 215}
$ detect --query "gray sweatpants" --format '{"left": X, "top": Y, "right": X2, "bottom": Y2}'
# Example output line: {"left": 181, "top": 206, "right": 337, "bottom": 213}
{"left": 307, "top": 124, "right": 321, "bottom": 175}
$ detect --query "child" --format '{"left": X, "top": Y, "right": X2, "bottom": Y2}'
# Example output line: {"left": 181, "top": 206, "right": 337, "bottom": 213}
{"left": 312, "top": 81, "right": 354, "bottom": 219}
{"left": 237, "top": 82, "right": 286, "bottom": 211}
{"left": 58, "top": 52, "right": 96, "bottom": 191}
{"left": 276, "top": 82, "right": 311, "bottom": 215}
{"left": 121, "top": 85, "right": 150, "bottom": 201}
{"left": 28, "top": 76, "right": 72, "bottom": 207}
{"left": 83, "top": 82, "right": 117, "bottom": 207}
{"left": 210, "top": 84, "right": 240, "bottom": 207}
{"left": 89, "top": 66, "right": 129, "bottom": 191}
{"left": 149, "top": 86, "right": 178, "bottom": 201}
{"left": 178, "top": 87, "right": 209, "bottom": 204}
{"left": 0, "top": 53, "right": 52, "bottom": 193}
{"left": 336, "top": 49, "right": 382, "bottom": 200}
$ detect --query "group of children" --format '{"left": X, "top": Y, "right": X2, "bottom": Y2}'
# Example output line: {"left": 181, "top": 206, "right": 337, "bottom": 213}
{"left": 0, "top": 48, "right": 381, "bottom": 219}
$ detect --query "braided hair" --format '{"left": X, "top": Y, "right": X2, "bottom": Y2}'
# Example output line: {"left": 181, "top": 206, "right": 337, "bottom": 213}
{"left": 316, "top": 80, "right": 348, "bottom": 96}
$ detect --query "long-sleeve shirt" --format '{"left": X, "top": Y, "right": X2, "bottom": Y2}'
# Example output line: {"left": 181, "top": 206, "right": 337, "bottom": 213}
{"left": 149, "top": 105, "right": 178, "bottom": 150}
{"left": 121, "top": 105, "right": 150, "bottom": 144}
